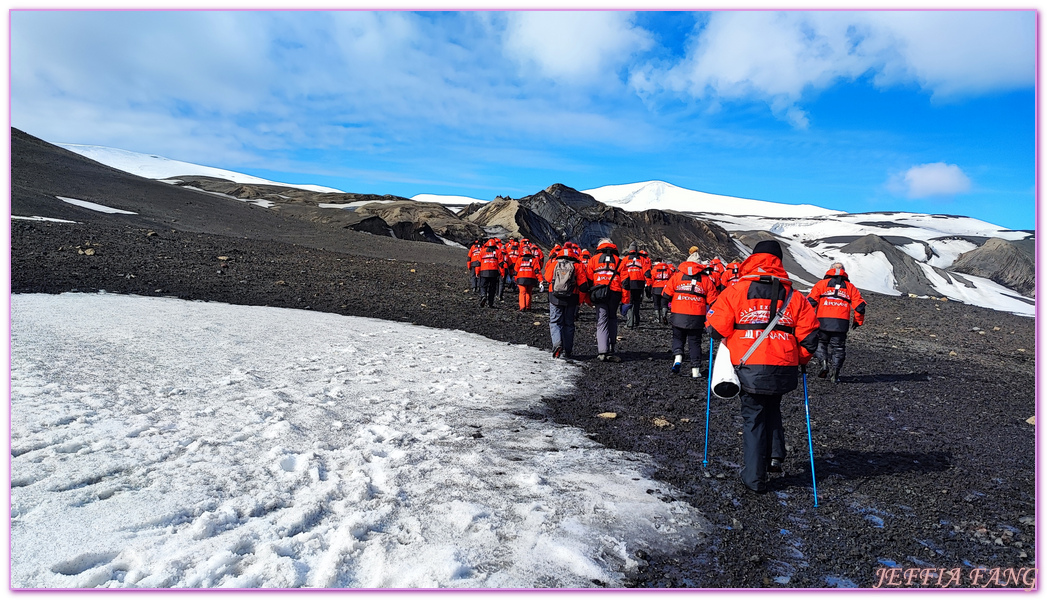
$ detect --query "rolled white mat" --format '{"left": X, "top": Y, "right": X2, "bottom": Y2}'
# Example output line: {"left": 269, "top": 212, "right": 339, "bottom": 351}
{"left": 711, "top": 342, "right": 740, "bottom": 399}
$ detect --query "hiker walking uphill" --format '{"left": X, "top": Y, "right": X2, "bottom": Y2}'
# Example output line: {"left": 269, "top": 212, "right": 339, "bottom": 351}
{"left": 618, "top": 242, "right": 651, "bottom": 329}
{"left": 807, "top": 262, "right": 867, "bottom": 383}
{"left": 662, "top": 251, "right": 719, "bottom": 378}
{"left": 544, "top": 244, "right": 591, "bottom": 359}
{"left": 650, "top": 259, "right": 676, "bottom": 325}
{"left": 706, "top": 240, "right": 820, "bottom": 494}
{"left": 587, "top": 239, "right": 624, "bottom": 362}
{"left": 513, "top": 244, "right": 544, "bottom": 312}
{"left": 467, "top": 240, "right": 483, "bottom": 294}
{"left": 477, "top": 238, "right": 504, "bottom": 308}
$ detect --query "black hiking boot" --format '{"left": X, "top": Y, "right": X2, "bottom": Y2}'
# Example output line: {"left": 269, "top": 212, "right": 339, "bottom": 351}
{"left": 816, "top": 359, "right": 829, "bottom": 379}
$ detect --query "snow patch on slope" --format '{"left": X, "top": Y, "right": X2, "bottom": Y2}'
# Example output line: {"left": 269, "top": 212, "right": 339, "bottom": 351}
{"left": 11, "top": 293, "right": 707, "bottom": 589}
{"left": 56, "top": 144, "right": 344, "bottom": 194}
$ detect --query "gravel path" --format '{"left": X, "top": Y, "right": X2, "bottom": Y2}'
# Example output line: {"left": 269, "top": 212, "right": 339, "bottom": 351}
{"left": 11, "top": 219, "right": 1037, "bottom": 589}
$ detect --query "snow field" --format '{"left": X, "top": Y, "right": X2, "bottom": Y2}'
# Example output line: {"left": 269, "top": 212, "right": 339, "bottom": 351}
{"left": 10, "top": 293, "right": 707, "bottom": 589}
{"left": 57, "top": 144, "right": 343, "bottom": 194}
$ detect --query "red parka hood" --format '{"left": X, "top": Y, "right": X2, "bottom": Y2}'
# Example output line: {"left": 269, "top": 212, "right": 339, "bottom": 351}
{"left": 596, "top": 241, "right": 619, "bottom": 254}
{"left": 676, "top": 260, "right": 707, "bottom": 276}
{"left": 823, "top": 267, "right": 850, "bottom": 280}
{"left": 739, "top": 252, "right": 791, "bottom": 284}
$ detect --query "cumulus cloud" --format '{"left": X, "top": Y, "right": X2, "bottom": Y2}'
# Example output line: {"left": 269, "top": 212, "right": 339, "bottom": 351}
{"left": 11, "top": 11, "right": 658, "bottom": 170}
{"left": 501, "top": 11, "right": 654, "bottom": 85}
{"left": 887, "top": 163, "right": 973, "bottom": 199}
{"left": 633, "top": 10, "right": 1035, "bottom": 127}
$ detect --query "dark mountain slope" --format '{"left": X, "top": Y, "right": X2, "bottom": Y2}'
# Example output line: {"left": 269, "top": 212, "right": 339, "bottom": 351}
{"left": 951, "top": 237, "right": 1036, "bottom": 298}
{"left": 10, "top": 128, "right": 464, "bottom": 265}
{"left": 467, "top": 184, "right": 740, "bottom": 261}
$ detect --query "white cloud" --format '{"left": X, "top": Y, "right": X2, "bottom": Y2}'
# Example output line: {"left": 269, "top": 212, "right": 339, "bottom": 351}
{"left": 634, "top": 10, "right": 1035, "bottom": 127}
{"left": 501, "top": 11, "right": 654, "bottom": 85}
{"left": 863, "top": 11, "right": 1036, "bottom": 99}
{"left": 11, "top": 11, "right": 658, "bottom": 171}
{"left": 888, "top": 163, "right": 972, "bottom": 199}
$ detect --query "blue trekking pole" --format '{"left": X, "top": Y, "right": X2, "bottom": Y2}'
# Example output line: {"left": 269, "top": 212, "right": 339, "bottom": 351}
{"left": 802, "top": 365, "right": 818, "bottom": 507}
{"left": 703, "top": 341, "right": 714, "bottom": 466}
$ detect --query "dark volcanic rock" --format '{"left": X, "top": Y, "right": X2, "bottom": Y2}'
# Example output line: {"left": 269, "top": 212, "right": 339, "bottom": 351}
{"left": 467, "top": 183, "right": 739, "bottom": 262}
{"left": 733, "top": 231, "right": 821, "bottom": 285}
{"left": 838, "top": 234, "right": 939, "bottom": 297}
{"left": 952, "top": 237, "right": 1035, "bottom": 298}
{"left": 353, "top": 200, "right": 486, "bottom": 245}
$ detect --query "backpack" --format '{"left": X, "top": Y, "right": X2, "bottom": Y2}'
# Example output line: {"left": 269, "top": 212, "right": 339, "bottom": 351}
{"left": 589, "top": 253, "right": 618, "bottom": 303}
{"left": 551, "top": 259, "right": 577, "bottom": 299}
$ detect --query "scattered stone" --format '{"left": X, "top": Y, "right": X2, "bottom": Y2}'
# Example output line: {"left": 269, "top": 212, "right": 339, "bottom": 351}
{"left": 275, "top": 280, "right": 288, "bottom": 286}
{"left": 949, "top": 351, "right": 958, "bottom": 357}
{"left": 146, "top": 230, "right": 157, "bottom": 237}
{"left": 597, "top": 412, "right": 617, "bottom": 419}
{"left": 534, "top": 321, "right": 541, "bottom": 326}
{"left": 1026, "top": 416, "right": 1035, "bottom": 425}
{"left": 217, "top": 256, "right": 229, "bottom": 261}
{"left": 652, "top": 417, "right": 672, "bottom": 428}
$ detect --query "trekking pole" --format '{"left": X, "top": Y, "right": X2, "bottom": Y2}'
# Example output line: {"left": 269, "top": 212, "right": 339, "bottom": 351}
{"left": 703, "top": 340, "right": 714, "bottom": 466}
{"left": 802, "top": 364, "right": 818, "bottom": 507}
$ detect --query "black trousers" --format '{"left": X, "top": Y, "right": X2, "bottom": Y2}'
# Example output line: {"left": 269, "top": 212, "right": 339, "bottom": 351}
{"left": 481, "top": 276, "right": 499, "bottom": 306}
{"left": 740, "top": 390, "right": 786, "bottom": 490}
{"left": 815, "top": 330, "right": 848, "bottom": 370}
{"left": 671, "top": 326, "right": 704, "bottom": 366}
{"left": 625, "top": 288, "right": 643, "bottom": 327}
{"left": 652, "top": 293, "right": 669, "bottom": 313}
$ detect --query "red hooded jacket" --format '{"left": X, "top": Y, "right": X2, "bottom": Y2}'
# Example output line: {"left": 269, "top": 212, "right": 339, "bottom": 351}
{"left": 662, "top": 260, "right": 719, "bottom": 329}
{"left": 807, "top": 267, "right": 867, "bottom": 333}
{"left": 587, "top": 241, "right": 624, "bottom": 296}
{"left": 706, "top": 252, "right": 820, "bottom": 395}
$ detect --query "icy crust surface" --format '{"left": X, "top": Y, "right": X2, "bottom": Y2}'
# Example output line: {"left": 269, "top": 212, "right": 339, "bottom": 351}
{"left": 10, "top": 293, "right": 706, "bottom": 589}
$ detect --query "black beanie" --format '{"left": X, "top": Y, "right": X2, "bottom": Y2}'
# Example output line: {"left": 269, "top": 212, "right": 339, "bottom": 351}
{"left": 752, "top": 240, "right": 783, "bottom": 260}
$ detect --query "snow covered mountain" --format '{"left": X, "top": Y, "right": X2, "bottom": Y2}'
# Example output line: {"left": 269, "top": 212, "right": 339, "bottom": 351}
{"left": 583, "top": 180, "right": 840, "bottom": 218}
{"left": 581, "top": 182, "right": 1034, "bottom": 316}
{"left": 56, "top": 143, "right": 345, "bottom": 194}
{"left": 50, "top": 143, "right": 1034, "bottom": 316}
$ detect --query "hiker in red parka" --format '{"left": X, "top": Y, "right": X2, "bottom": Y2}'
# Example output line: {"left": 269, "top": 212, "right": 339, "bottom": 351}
{"left": 650, "top": 259, "right": 676, "bottom": 325}
{"left": 662, "top": 251, "right": 719, "bottom": 378}
{"left": 806, "top": 262, "right": 867, "bottom": 383}
{"left": 477, "top": 238, "right": 504, "bottom": 308}
{"left": 618, "top": 242, "right": 652, "bottom": 329}
{"left": 543, "top": 245, "right": 591, "bottom": 359}
{"left": 587, "top": 239, "right": 624, "bottom": 362}
{"left": 502, "top": 238, "right": 521, "bottom": 300}
{"left": 467, "top": 240, "right": 483, "bottom": 294}
{"left": 709, "top": 257, "right": 726, "bottom": 291}
{"left": 706, "top": 240, "right": 820, "bottom": 493}
{"left": 722, "top": 261, "right": 742, "bottom": 289}
{"left": 514, "top": 247, "right": 544, "bottom": 311}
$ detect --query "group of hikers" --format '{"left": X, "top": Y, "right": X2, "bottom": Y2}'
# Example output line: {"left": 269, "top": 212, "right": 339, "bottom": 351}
{"left": 467, "top": 235, "right": 867, "bottom": 493}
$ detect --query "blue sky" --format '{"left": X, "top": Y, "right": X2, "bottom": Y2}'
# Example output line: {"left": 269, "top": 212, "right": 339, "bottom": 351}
{"left": 10, "top": 10, "right": 1037, "bottom": 229}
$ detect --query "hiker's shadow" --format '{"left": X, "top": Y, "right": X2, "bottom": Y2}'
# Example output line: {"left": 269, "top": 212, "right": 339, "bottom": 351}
{"left": 781, "top": 449, "right": 953, "bottom": 484}
{"left": 842, "top": 373, "right": 931, "bottom": 383}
